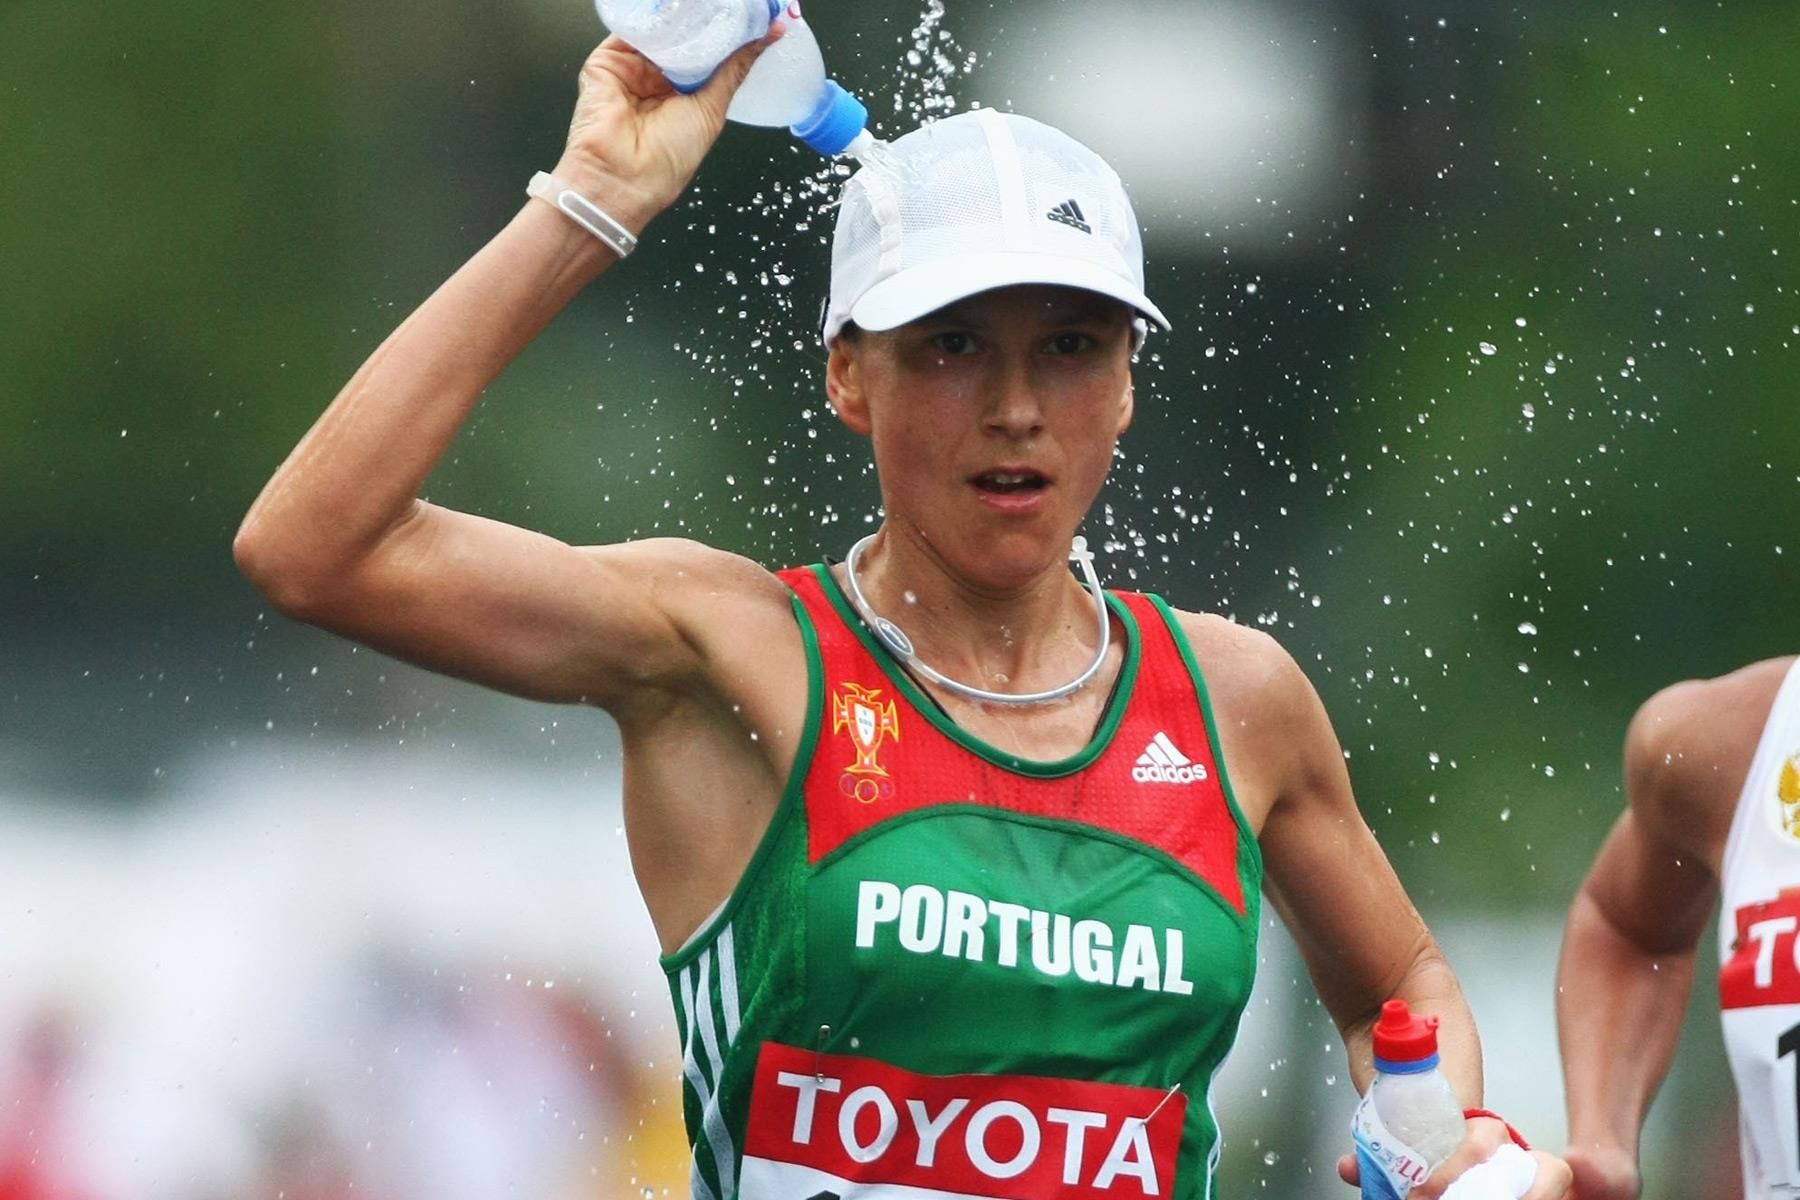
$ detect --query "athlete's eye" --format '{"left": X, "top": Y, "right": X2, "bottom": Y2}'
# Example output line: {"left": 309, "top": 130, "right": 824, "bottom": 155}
{"left": 931, "top": 331, "right": 978, "bottom": 356}
{"left": 1046, "top": 331, "right": 1097, "bottom": 355}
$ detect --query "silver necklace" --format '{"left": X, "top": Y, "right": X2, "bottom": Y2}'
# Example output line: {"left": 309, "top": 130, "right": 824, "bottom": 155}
{"left": 841, "top": 533, "right": 1111, "bottom": 706}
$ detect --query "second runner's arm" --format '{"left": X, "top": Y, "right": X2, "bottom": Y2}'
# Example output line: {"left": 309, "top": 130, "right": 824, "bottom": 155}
{"left": 1556, "top": 687, "right": 1729, "bottom": 1200}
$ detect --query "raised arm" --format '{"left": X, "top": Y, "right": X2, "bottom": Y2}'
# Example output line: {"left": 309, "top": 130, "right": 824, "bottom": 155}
{"left": 1196, "top": 616, "right": 1569, "bottom": 1197}
{"left": 233, "top": 33, "right": 790, "bottom": 714}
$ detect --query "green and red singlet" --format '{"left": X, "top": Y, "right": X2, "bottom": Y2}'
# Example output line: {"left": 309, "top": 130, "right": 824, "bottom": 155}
{"left": 661, "top": 564, "right": 1263, "bottom": 1200}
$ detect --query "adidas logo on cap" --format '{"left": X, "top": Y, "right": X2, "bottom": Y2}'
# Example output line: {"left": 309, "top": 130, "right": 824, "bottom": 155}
{"left": 1132, "top": 731, "right": 1208, "bottom": 785}
{"left": 1046, "top": 198, "right": 1092, "bottom": 234}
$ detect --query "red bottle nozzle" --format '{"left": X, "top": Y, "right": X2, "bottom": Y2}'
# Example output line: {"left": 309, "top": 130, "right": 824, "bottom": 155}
{"left": 1372, "top": 998, "right": 1440, "bottom": 1063}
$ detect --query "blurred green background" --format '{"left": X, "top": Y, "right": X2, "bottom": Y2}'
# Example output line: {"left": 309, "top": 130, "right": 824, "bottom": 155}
{"left": 3, "top": 0, "right": 1794, "bottom": 1195}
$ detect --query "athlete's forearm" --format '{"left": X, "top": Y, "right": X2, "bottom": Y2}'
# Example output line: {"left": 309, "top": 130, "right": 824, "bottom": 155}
{"left": 1556, "top": 888, "right": 1695, "bottom": 1164}
{"left": 1342, "top": 947, "right": 1484, "bottom": 1105}
{"left": 235, "top": 198, "right": 617, "bottom": 604}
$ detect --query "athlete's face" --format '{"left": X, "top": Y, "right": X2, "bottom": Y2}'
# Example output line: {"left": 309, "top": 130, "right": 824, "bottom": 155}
{"left": 826, "top": 284, "right": 1136, "bottom": 589}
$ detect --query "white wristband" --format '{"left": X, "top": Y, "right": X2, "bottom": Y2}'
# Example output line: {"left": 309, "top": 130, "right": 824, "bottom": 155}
{"left": 527, "top": 172, "right": 639, "bottom": 259}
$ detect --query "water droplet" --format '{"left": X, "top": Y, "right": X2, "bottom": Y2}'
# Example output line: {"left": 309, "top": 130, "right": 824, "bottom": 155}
{"left": 1478, "top": 341, "right": 1497, "bottom": 356}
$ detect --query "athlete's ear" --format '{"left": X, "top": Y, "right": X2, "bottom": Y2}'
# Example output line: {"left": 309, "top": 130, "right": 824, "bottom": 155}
{"left": 827, "top": 334, "right": 873, "bottom": 436}
{"left": 1114, "top": 378, "right": 1135, "bottom": 436}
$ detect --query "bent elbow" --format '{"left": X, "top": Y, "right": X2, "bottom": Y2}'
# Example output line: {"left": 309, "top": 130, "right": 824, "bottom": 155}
{"left": 233, "top": 523, "right": 336, "bottom": 621}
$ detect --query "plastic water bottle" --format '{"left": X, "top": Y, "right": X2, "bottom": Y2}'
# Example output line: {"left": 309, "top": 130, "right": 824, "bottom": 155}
{"left": 1350, "top": 999, "right": 1467, "bottom": 1200}
{"left": 594, "top": 0, "right": 872, "bottom": 156}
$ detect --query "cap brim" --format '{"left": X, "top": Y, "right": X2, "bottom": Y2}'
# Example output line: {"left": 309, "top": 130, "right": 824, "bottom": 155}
{"left": 847, "top": 251, "right": 1171, "bottom": 336}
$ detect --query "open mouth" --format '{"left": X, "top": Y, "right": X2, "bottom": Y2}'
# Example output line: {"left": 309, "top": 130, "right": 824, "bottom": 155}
{"left": 972, "top": 469, "right": 1049, "bottom": 495}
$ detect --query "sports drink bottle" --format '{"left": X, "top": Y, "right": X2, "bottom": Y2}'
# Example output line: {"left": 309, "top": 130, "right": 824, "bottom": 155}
{"left": 1351, "top": 999, "right": 1467, "bottom": 1199}
{"left": 594, "top": 0, "right": 872, "bottom": 156}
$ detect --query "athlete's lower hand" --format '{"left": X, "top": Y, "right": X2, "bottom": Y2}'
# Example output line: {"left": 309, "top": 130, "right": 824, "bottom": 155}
{"left": 1336, "top": 1117, "right": 1572, "bottom": 1198}
{"left": 1562, "top": 1144, "right": 1638, "bottom": 1200}
{"left": 550, "top": 29, "right": 781, "bottom": 234}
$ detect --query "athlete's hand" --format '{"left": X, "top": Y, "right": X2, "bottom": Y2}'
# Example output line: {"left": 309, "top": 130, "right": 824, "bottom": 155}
{"left": 1562, "top": 1144, "right": 1639, "bottom": 1200}
{"left": 1336, "top": 1118, "right": 1572, "bottom": 1198}
{"left": 549, "top": 28, "right": 781, "bottom": 234}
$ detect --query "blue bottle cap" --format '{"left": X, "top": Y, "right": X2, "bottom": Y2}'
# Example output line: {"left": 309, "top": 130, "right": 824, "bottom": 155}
{"left": 1373, "top": 1050, "right": 1441, "bottom": 1076}
{"left": 792, "top": 80, "right": 868, "bottom": 156}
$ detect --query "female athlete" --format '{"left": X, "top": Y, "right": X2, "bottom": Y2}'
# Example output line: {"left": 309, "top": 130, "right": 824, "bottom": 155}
{"left": 236, "top": 27, "right": 1571, "bottom": 1200}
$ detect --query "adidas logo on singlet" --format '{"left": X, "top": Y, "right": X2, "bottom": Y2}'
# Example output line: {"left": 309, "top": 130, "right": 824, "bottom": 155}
{"left": 1132, "top": 731, "right": 1208, "bottom": 785}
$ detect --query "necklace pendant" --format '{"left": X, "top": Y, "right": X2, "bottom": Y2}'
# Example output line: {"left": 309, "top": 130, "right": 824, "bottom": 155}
{"left": 873, "top": 618, "right": 915, "bottom": 658}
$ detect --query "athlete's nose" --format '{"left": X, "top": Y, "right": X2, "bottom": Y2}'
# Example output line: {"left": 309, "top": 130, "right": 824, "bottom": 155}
{"left": 983, "top": 358, "right": 1045, "bottom": 439}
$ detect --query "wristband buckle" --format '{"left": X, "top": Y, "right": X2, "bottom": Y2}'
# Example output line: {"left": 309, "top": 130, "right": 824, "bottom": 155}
{"left": 527, "top": 172, "right": 638, "bottom": 259}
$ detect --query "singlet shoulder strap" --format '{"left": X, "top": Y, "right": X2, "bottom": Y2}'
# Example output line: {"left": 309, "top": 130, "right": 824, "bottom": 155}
{"left": 1721, "top": 657, "right": 1800, "bottom": 886}
{"left": 1109, "top": 593, "right": 1265, "bottom": 903}
{"left": 777, "top": 564, "right": 881, "bottom": 707}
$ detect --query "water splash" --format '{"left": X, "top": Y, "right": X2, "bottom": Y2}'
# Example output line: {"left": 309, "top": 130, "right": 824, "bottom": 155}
{"left": 616, "top": 0, "right": 979, "bottom": 564}
{"left": 891, "top": 0, "right": 976, "bottom": 127}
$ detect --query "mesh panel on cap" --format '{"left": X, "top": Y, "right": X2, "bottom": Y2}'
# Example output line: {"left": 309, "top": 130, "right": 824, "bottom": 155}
{"left": 832, "top": 118, "right": 1008, "bottom": 306}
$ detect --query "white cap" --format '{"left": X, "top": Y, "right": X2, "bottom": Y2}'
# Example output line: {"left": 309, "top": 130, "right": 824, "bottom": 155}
{"left": 823, "top": 109, "right": 1170, "bottom": 344}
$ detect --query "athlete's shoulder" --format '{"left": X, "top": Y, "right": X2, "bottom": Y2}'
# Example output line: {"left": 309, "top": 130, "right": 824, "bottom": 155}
{"left": 1625, "top": 655, "right": 1797, "bottom": 842}
{"left": 1162, "top": 605, "right": 1305, "bottom": 683}
{"left": 1160, "top": 605, "right": 1320, "bottom": 737}
{"left": 1155, "top": 607, "right": 1349, "bottom": 837}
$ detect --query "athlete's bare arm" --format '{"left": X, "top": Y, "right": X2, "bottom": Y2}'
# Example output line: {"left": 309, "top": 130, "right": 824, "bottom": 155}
{"left": 236, "top": 35, "right": 790, "bottom": 711}
{"left": 234, "top": 35, "right": 809, "bottom": 950}
{"left": 1185, "top": 611, "right": 1570, "bottom": 1198}
{"left": 1187, "top": 615, "right": 1477, "bottom": 1092}
{"left": 1557, "top": 657, "right": 1793, "bottom": 1199}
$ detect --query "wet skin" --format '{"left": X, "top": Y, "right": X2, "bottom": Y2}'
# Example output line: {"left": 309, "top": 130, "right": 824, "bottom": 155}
{"left": 826, "top": 285, "right": 1136, "bottom": 604}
